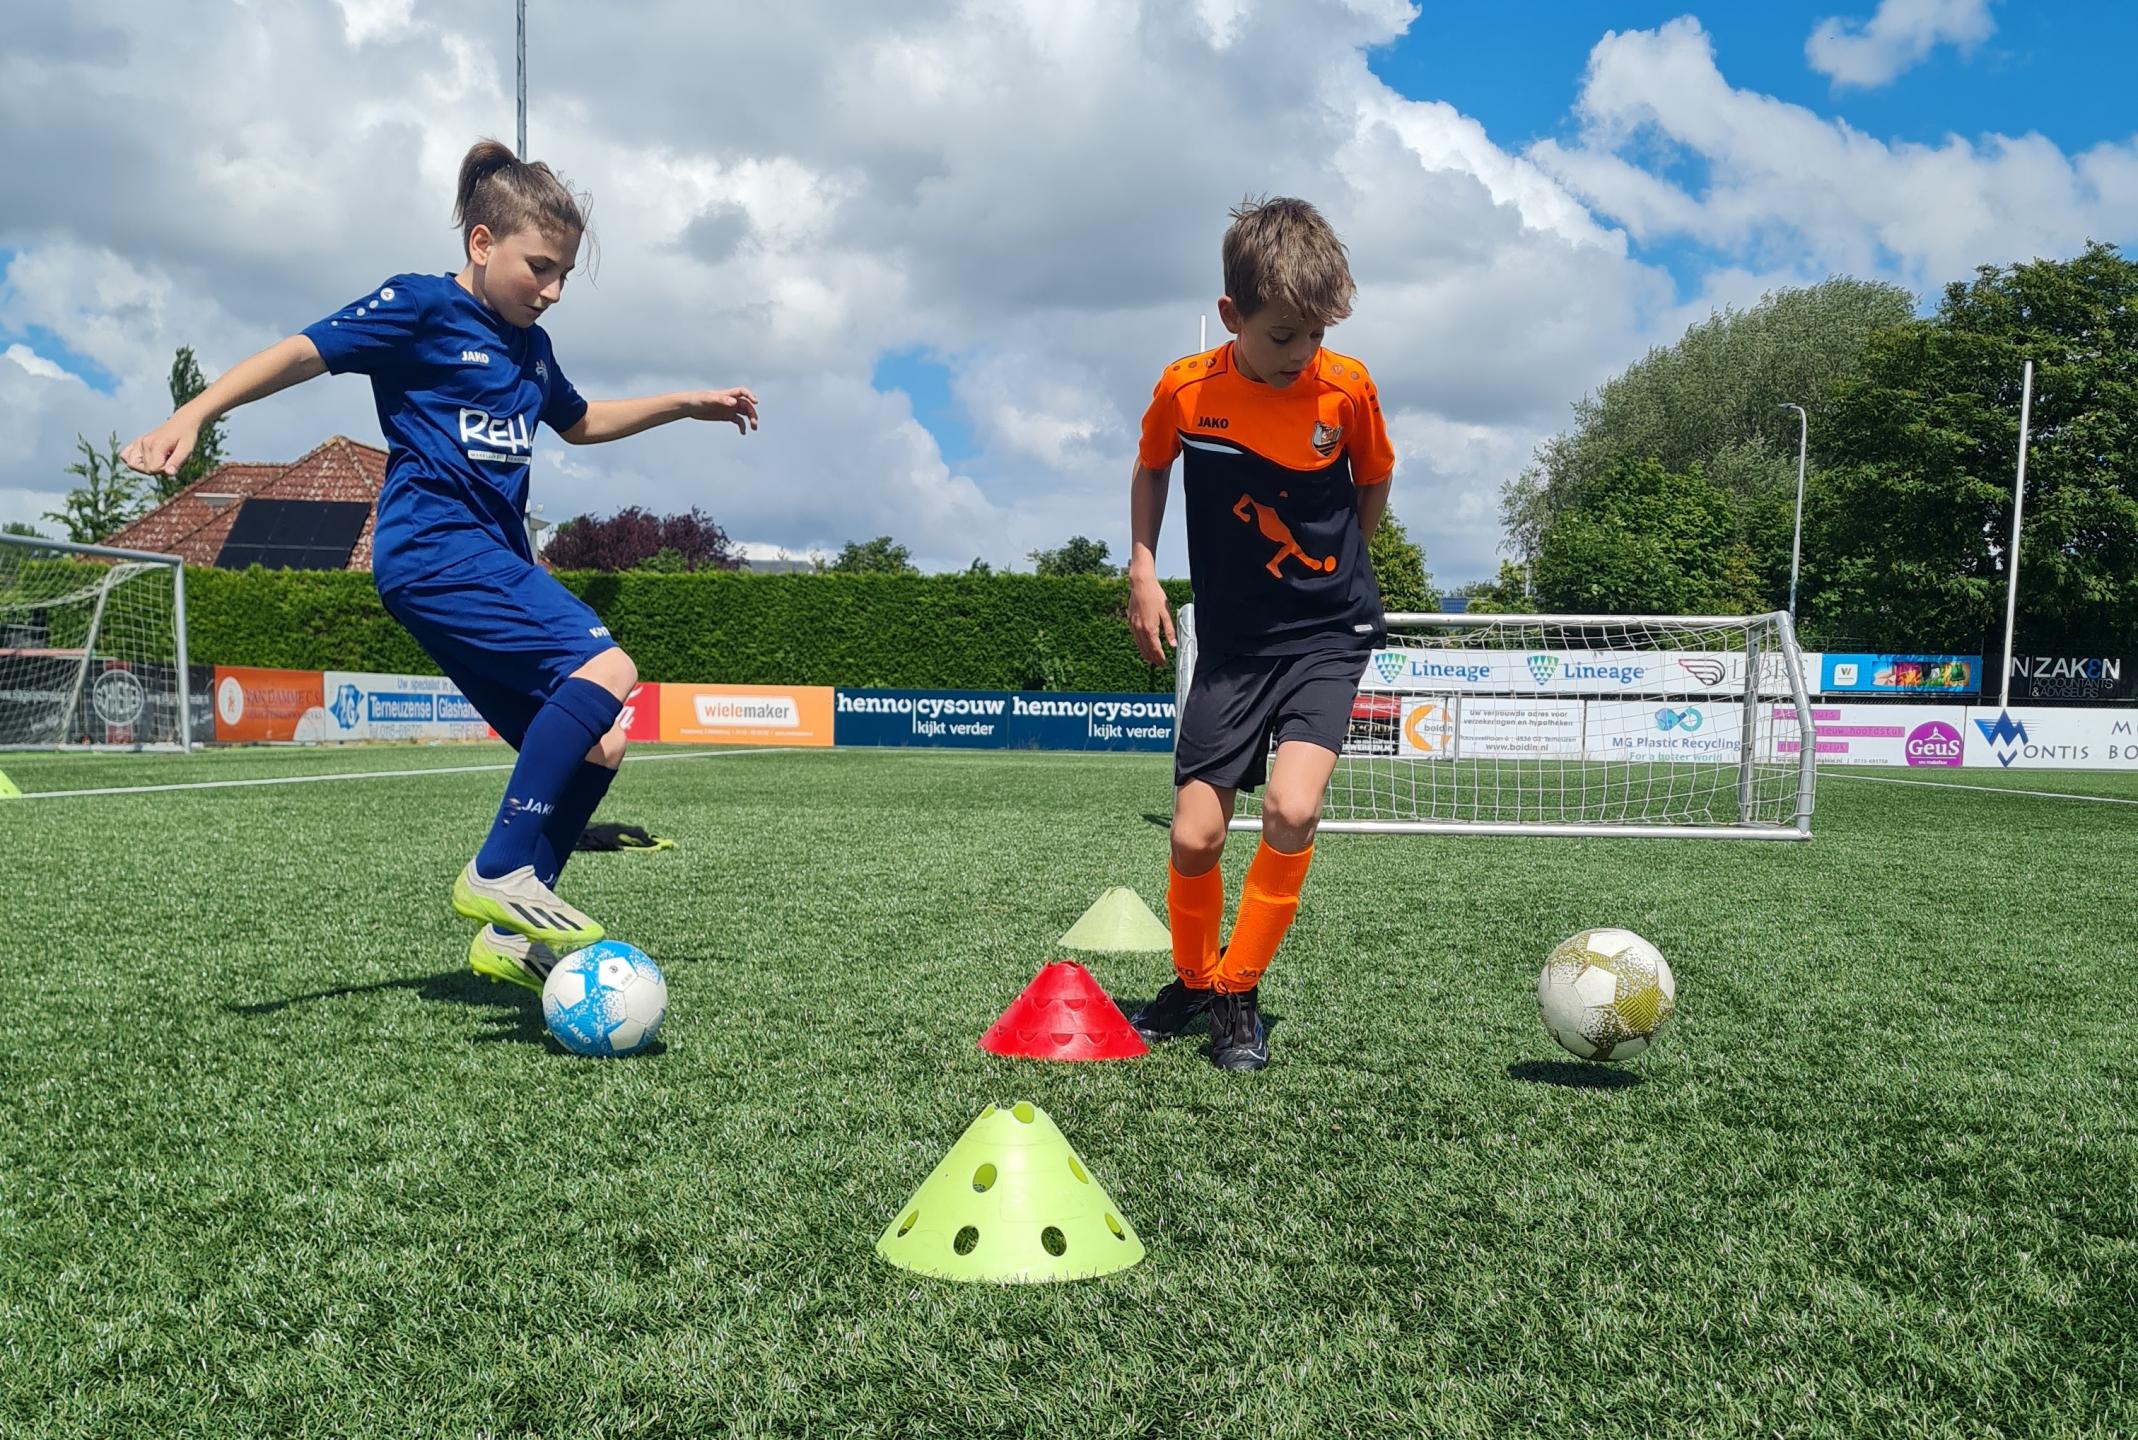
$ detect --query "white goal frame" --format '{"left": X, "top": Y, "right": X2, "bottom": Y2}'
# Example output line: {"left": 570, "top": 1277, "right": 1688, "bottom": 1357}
{"left": 1176, "top": 606, "right": 1816, "bottom": 842}
{"left": 0, "top": 533, "right": 194, "bottom": 752}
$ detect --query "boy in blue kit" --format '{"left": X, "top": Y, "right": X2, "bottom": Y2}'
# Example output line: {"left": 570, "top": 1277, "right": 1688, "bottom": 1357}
{"left": 123, "top": 140, "right": 759, "bottom": 992}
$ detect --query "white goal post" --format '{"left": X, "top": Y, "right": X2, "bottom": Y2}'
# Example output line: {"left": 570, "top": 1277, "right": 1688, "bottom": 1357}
{"left": 1175, "top": 606, "right": 1816, "bottom": 841}
{"left": 0, "top": 533, "right": 195, "bottom": 752}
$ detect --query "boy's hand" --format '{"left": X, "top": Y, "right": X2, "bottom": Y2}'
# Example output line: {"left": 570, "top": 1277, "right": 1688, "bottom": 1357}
{"left": 684, "top": 387, "right": 760, "bottom": 434}
{"left": 121, "top": 418, "right": 200, "bottom": 478}
{"left": 1128, "top": 575, "right": 1175, "bottom": 665}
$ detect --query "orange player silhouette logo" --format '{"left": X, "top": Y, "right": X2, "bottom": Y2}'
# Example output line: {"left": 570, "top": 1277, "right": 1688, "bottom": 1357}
{"left": 1233, "top": 493, "right": 1336, "bottom": 578}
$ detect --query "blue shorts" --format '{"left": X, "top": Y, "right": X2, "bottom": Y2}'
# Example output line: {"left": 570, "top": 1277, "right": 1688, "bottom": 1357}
{"left": 378, "top": 548, "right": 616, "bottom": 749}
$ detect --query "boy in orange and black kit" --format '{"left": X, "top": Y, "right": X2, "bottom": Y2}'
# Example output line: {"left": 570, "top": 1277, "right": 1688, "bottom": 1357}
{"left": 1125, "top": 197, "right": 1394, "bottom": 1072}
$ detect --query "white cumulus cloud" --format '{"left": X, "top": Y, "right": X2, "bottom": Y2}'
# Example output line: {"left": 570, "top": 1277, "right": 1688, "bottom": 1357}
{"left": 1806, "top": 0, "right": 1996, "bottom": 89}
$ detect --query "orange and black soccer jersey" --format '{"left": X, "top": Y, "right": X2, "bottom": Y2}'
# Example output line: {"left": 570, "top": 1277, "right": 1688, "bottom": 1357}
{"left": 1138, "top": 343, "right": 1395, "bottom": 662}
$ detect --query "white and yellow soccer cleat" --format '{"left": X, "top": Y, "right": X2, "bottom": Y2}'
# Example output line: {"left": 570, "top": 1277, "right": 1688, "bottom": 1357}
{"left": 451, "top": 861, "right": 604, "bottom": 950}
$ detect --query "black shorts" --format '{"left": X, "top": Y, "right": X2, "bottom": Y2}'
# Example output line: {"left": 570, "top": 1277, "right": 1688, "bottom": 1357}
{"left": 1173, "top": 649, "right": 1370, "bottom": 792}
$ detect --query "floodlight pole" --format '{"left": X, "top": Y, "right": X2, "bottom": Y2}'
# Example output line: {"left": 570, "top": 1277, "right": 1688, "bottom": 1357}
{"left": 1996, "top": 359, "right": 2035, "bottom": 711}
{"left": 1777, "top": 403, "right": 1807, "bottom": 620}
{"left": 516, "top": 1, "right": 527, "bottom": 157}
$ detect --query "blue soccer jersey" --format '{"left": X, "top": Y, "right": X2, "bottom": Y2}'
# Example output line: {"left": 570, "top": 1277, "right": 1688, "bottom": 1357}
{"left": 303, "top": 272, "right": 587, "bottom": 589}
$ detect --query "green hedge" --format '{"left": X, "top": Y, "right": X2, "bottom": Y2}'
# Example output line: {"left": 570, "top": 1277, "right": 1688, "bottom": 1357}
{"left": 183, "top": 569, "right": 1195, "bottom": 691}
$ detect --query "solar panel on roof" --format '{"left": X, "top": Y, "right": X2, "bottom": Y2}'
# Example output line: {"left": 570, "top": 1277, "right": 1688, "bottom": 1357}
{"left": 215, "top": 499, "right": 370, "bottom": 571}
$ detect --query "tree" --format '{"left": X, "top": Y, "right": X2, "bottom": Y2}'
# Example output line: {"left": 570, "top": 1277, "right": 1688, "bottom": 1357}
{"left": 1529, "top": 457, "right": 1763, "bottom": 615}
{"left": 1366, "top": 509, "right": 1433, "bottom": 613}
{"left": 1810, "top": 243, "right": 2138, "bottom": 655}
{"left": 1455, "top": 561, "right": 1531, "bottom": 614}
{"left": 2, "top": 521, "right": 43, "bottom": 539}
{"left": 542, "top": 506, "right": 740, "bottom": 572}
{"left": 829, "top": 536, "right": 918, "bottom": 574}
{"left": 1027, "top": 535, "right": 1119, "bottom": 576}
{"left": 965, "top": 557, "right": 994, "bottom": 576}
{"left": 160, "top": 346, "right": 229, "bottom": 504}
{"left": 43, "top": 434, "right": 143, "bottom": 544}
{"left": 1504, "top": 277, "right": 1914, "bottom": 601}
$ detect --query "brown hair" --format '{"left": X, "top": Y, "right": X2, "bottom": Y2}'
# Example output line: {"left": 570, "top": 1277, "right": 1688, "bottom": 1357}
{"left": 1222, "top": 196, "right": 1354, "bottom": 325}
{"left": 453, "top": 139, "right": 592, "bottom": 257}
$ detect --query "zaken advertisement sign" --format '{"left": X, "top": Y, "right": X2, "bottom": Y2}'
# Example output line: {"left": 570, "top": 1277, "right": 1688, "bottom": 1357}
{"left": 660, "top": 684, "right": 834, "bottom": 746}
{"left": 2007, "top": 655, "right": 2127, "bottom": 702}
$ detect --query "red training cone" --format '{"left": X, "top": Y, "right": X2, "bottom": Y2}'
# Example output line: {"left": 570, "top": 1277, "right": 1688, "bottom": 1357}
{"left": 980, "top": 961, "right": 1149, "bottom": 1061}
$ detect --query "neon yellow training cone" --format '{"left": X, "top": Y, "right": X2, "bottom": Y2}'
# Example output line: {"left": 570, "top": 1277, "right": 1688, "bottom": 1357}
{"left": 1058, "top": 886, "right": 1170, "bottom": 952}
{"left": 876, "top": 1101, "right": 1145, "bottom": 1283}
{"left": 0, "top": 771, "right": 18, "bottom": 799}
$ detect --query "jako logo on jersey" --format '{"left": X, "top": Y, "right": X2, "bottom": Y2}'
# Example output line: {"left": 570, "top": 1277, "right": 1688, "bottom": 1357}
{"left": 1195, "top": 416, "right": 1229, "bottom": 429}
{"left": 461, "top": 350, "right": 492, "bottom": 365}
{"left": 1312, "top": 421, "right": 1343, "bottom": 456}
{"left": 459, "top": 409, "right": 533, "bottom": 454}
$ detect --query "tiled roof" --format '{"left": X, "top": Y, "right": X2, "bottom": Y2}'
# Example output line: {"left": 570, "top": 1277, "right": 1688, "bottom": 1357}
{"left": 105, "top": 437, "right": 387, "bottom": 569}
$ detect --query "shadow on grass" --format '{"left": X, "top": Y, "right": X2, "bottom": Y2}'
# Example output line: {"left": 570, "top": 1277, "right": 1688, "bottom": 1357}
{"left": 1506, "top": 1058, "right": 1643, "bottom": 1090}
{"left": 229, "top": 970, "right": 550, "bottom": 1047}
{"left": 1111, "top": 993, "right": 1286, "bottom": 1045}
{"left": 1140, "top": 812, "right": 1171, "bottom": 829}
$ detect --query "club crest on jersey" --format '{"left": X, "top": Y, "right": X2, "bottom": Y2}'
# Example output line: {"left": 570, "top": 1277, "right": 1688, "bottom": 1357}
{"left": 1311, "top": 421, "right": 1343, "bottom": 457}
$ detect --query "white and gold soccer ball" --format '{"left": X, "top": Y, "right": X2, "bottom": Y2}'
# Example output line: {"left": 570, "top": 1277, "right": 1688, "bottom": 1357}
{"left": 1536, "top": 928, "right": 1676, "bottom": 1062}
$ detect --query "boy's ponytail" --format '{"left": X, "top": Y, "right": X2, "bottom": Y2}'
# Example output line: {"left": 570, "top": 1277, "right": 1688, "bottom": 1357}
{"left": 453, "top": 138, "right": 593, "bottom": 258}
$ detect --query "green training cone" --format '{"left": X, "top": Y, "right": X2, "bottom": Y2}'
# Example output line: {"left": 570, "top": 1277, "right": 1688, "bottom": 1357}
{"left": 876, "top": 1101, "right": 1145, "bottom": 1283}
{"left": 1057, "top": 886, "right": 1171, "bottom": 952}
{"left": 0, "top": 770, "right": 18, "bottom": 799}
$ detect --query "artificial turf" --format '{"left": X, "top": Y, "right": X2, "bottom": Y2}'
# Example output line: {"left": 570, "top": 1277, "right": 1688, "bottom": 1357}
{"left": 2, "top": 745, "right": 2130, "bottom": 1437}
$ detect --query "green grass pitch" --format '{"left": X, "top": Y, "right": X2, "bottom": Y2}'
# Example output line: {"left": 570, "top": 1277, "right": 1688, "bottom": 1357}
{"left": 2, "top": 745, "right": 2132, "bottom": 1438}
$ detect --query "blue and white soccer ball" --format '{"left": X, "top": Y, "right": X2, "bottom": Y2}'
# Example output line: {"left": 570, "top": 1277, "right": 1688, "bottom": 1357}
{"left": 541, "top": 940, "right": 669, "bottom": 1057}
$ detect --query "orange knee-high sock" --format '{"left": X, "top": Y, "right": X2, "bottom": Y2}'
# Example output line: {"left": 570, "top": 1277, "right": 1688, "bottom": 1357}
{"left": 1215, "top": 840, "right": 1313, "bottom": 994}
{"left": 1166, "top": 859, "right": 1224, "bottom": 990}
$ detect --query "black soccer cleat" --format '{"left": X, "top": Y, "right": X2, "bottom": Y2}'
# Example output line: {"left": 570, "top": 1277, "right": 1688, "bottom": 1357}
{"left": 1129, "top": 979, "right": 1214, "bottom": 1043}
{"left": 1207, "top": 988, "right": 1269, "bottom": 1072}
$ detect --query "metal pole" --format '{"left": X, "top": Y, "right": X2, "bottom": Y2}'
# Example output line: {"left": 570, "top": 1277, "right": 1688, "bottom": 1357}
{"left": 1997, "top": 360, "right": 2034, "bottom": 711}
{"left": 516, "top": 0, "right": 527, "bottom": 157}
{"left": 172, "top": 562, "right": 192, "bottom": 754}
{"left": 1778, "top": 403, "right": 1807, "bottom": 619}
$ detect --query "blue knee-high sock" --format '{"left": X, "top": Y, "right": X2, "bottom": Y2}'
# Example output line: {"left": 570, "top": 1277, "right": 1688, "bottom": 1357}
{"left": 475, "top": 679, "right": 622, "bottom": 881}
{"left": 535, "top": 760, "right": 620, "bottom": 887}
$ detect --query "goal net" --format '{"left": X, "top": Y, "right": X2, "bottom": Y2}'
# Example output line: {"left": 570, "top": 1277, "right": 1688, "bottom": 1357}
{"left": 1177, "top": 607, "right": 1815, "bottom": 840}
{"left": 0, "top": 534, "right": 195, "bottom": 751}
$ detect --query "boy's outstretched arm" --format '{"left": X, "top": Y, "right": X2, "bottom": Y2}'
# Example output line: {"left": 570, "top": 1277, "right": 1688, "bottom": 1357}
{"left": 122, "top": 335, "right": 326, "bottom": 477}
{"left": 562, "top": 388, "right": 759, "bottom": 444}
{"left": 1126, "top": 460, "right": 1175, "bottom": 665}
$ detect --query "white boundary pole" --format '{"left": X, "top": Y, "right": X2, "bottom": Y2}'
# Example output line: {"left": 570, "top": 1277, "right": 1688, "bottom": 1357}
{"left": 1997, "top": 360, "right": 2034, "bottom": 711}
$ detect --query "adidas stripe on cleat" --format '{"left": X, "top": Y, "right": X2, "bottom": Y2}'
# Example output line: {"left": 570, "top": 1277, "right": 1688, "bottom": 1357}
{"left": 468, "top": 925, "right": 561, "bottom": 994}
{"left": 451, "top": 861, "right": 604, "bottom": 949}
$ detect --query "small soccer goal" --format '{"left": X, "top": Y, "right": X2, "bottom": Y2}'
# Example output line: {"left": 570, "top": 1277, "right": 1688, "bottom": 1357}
{"left": 0, "top": 533, "right": 196, "bottom": 751}
{"left": 1176, "top": 606, "right": 1816, "bottom": 841}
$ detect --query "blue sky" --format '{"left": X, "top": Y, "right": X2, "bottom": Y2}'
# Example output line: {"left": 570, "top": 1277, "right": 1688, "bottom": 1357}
{"left": 1372, "top": 3, "right": 2138, "bottom": 157}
